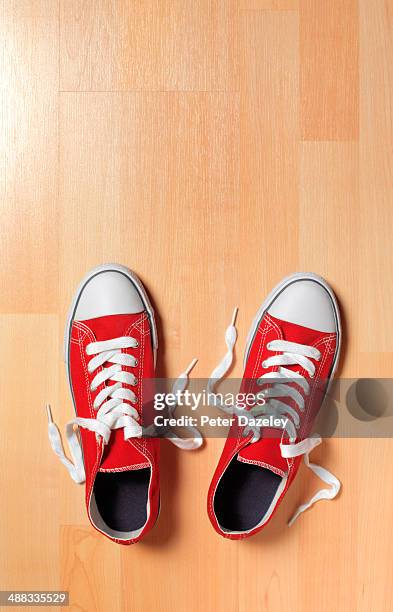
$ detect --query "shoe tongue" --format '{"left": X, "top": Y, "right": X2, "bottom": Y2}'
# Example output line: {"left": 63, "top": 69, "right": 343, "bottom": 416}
{"left": 237, "top": 436, "right": 288, "bottom": 477}
{"left": 99, "top": 432, "right": 150, "bottom": 471}
{"left": 236, "top": 316, "right": 327, "bottom": 476}
{"left": 81, "top": 312, "right": 150, "bottom": 472}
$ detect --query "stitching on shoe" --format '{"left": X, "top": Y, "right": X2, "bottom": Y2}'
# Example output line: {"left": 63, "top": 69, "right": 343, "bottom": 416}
{"left": 302, "top": 338, "right": 332, "bottom": 434}
{"left": 237, "top": 455, "right": 286, "bottom": 477}
{"left": 74, "top": 321, "right": 91, "bottom": 337}
{"left": 124, "top": 313, "right": 146, "bottom": 336}
{"left": 135, "top": 316, "right": 149, "bottom": 335}
{"left": 236, "top": 317, "right": 273, "bottom": 447}
{"left": 77, "top": 326, "right": 101, "bottom": 468}
{"left": 77, "top": 327, "right": 95, "bottom": 421}
{"left": 139, "top": 324, "right": 146, "bottom": 452}
{"left": 99, "top": 462, "right": 150, "bottom": 472}
{"left": 251, "top": 321, "right": 270, "bottom": 380}
{"left": 125, "top": 321, "right": 151, "bottom": 460}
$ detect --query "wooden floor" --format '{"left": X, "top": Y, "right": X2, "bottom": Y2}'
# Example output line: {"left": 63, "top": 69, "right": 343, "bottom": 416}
{"left": 1, "top": 1, "right": 392, "bottom": 611}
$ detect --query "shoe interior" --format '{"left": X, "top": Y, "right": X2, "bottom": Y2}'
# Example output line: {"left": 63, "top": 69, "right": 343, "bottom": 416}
{"left": 90, "top": 468, "right": 151, "bottom": 540}
{"left": 214, "top": 456, "right": 282, "bottom": 533}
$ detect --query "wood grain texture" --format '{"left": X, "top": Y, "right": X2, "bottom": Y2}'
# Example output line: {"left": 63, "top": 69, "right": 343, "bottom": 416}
{"left": 359, "top": 0, "right": 393, "bottom": 352}
{"left": 300, "top": 0, "right": 359, "bottom": 140}
{"left": 58, "top": 91, "right": 239, "bottom": 378}
{"left": 61, "top": 526, "right": 121, "bottom": 611}
{"left": 299, "top": 142, "right": 359, "bottom": 375}
{"left": 239, "top": 0, "right": 298, "bottom": 9}
{"left": 0, "top": 315, "right": 59, "bottom": 589}
{"left": 0, "top": 1, "right": 58, "bottom": 312}
{"left": 239, "top": 9, "right": 299, "bottom": 321}
{"left": 357, "top": 439, "right": 393, "bottom": 612}
{"left": 1, "top": 1, "right": 393, "bottom": 611}
{"left": 60, "top": 1, "right": 238, "bottom": 91}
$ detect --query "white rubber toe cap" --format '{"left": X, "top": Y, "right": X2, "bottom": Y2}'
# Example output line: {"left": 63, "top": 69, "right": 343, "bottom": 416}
{"left": 74, "top": 270, "right": 144, "bottom": 321}
{"left": 267, "top": 279, "right": 337, "bottom": 333}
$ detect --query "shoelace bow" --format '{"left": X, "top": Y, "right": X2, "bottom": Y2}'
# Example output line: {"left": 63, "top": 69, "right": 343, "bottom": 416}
{"left": 207, "top": 309, "right": 340, "bottom": 526}
{"left": 47, "top": 336, "right": 202, "bottom": 484}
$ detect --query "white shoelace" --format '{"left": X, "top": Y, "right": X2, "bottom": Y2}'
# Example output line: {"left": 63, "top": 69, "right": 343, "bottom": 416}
{"left": 208, "top": 310, "right": 340, "bottom": 526}
{"left": 46, "top": 336, "right": 202, "bottom": 484}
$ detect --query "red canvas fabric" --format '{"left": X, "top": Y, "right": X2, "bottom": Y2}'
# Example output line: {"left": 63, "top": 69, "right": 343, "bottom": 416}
{"left": 69, "top": 312, "right": 159, "bottom": 544}
{"left": 207, "top": 312, "right": 337, "bottom": 539}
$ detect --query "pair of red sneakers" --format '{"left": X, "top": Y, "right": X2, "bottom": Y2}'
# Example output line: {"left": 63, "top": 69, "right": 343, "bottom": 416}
{"left": 47, "top": 264, "right": 341, "bottom": 544}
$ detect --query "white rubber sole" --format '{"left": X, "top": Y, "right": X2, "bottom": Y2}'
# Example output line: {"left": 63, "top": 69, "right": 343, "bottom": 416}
{"left": 243, "top": 272, "right": 342, "bottom": 380}
{"left": 63, "top": 263, "right": 158, "bottom": 399}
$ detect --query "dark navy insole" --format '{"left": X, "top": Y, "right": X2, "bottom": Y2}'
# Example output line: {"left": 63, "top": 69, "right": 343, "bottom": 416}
{"left": 214, "top": 457, "right": 282, "bottom": 532}
{"left": 94, "top": 468, "right": 150, "bottom": 532}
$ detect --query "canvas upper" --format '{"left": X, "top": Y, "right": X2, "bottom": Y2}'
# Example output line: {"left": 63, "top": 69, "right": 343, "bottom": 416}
{"left": 70, "top": 310, "right": 159, "bottom": 544}
{"left": 48, "top": 264, "right": 160, "bottom": 545}
{"left": 207, "top": 273, "right": 341, "bottom": 539}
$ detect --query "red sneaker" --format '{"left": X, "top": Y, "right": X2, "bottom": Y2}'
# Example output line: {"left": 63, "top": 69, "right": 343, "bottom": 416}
{"left": 207, "top": 273, "right": 341, "bottom": 539}
{"left": 46, "top": 264, "right": 200, "bottom": 544}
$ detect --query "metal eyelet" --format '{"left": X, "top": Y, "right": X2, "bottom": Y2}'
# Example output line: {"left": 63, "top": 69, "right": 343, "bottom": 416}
{"left": 134, "top": 340, "right": 139, "bottom": 348}
{"left": 134, "top": 359, "right": 138, "bottom": 367}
